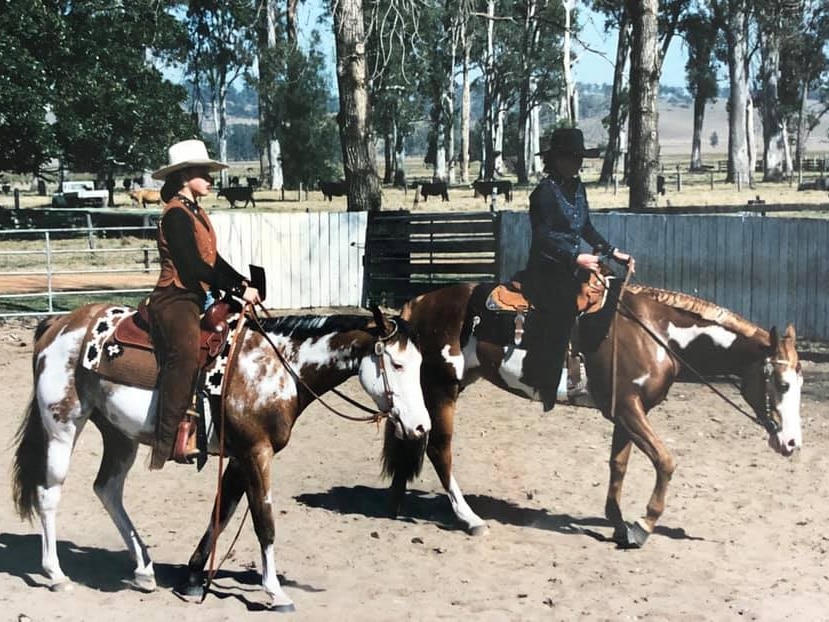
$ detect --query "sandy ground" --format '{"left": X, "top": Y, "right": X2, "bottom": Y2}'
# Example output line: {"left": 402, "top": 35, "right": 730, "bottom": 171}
{"left": 1, "top": 318, "right": 828, "bottom": 622}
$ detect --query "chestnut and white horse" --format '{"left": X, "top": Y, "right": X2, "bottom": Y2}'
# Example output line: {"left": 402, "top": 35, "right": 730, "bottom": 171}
{"left": 383, "top": 282, "right": 803, "bottom": 547}
{"left": 13, "top": 303, "right": 430, "bottom": 611}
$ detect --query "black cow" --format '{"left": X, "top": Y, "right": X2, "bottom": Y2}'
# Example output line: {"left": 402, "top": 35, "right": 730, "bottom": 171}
{"left": 246, "top": 176, "right": 260, "bottom": 189}
{"left": 319, "top": 179, "right": 347, "bottom": 201}
{"left": 217, "top": 186, "right": 256, "bottom": 208}
{"left": 419, "top": 181, "right": 449, "bottom": 202}
{"left": 472, "top": 179, "right": 513, "bottom": 202}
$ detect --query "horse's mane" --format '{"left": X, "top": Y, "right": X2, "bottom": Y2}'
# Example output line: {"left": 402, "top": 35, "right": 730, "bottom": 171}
{"left": 257, "top": 314, "right": 373, "bottom": 339}
{"left": 627, "top": 284, "right": 768, "bottom": 341}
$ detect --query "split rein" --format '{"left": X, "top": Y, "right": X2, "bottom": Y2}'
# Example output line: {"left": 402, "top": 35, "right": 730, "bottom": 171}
{"left": 247, "top": 303, "right": 392, "bottom": 426}
{"left": 598, "top": 267, "right": 781, "bottom": 435}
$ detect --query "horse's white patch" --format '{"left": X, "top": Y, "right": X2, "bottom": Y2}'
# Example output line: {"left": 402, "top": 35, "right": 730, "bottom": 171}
{"left": 497, "top": 346, "right": 535, "bottom": 398}
{"left": 37, "top": 326, "right": 86, "bottom": 423}
{"left": 656, "top": 344, "right": 668, "bottom": 363}
{"left": 633, "top": 373, "right": 649, "bottom": 387}
{"left": 440, "top": 344, "right": 465, "bottom": 380}
{"left": 105, "top": 385, "right": 156, "bottom": 436}
{"left": 461, "top": 336, "right": 480, "bottom": 376}
{"left": 667, "top": 322, "right": 737, "bottom": 350}
{"left": 237, "top": 333, "right": 298, "bottom": 409}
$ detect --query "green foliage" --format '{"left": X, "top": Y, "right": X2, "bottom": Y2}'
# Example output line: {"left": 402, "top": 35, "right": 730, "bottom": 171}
{"left": 0, "top": 1, "right": 195, "bottom": 178}
{"left": 257, "top": 34, "right": 341, "bottom": 187}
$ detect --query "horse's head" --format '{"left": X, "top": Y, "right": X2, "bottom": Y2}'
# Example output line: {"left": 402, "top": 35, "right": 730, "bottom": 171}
{"left": 741, "top": 324, "right": 803, "bottom": 456}
{"left": 359, "top": 306, "right": 431, "bottom": 441}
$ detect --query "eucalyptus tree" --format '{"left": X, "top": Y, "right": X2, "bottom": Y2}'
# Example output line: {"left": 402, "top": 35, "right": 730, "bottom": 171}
{"left": 1, "top": 0, "right": 191, "bottom": 179}
{"left": 682, "top": 6, "right": 720, "bottom": 171}
{"left": 625, "top": 0, "right": 660, "bottom": 209}
{"left": 256, "top": 0, "right": 285, "bottom": 190}
{"left": 185, "top": 0, "right": 257, "bottom": 185}
{"left": 712, "top": 0, "right": 753, "bottom": 185}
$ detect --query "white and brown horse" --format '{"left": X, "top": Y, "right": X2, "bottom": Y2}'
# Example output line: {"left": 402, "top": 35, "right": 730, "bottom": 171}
{"left": 12, "top": 303, "right": 431, "bottom": 611}
{"left": 384, "top": 281, "right": 803, "bottom": 547}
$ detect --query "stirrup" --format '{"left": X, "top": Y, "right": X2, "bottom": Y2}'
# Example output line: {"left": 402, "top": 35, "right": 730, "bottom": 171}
{"left": 171, "top": 415, "right": 199, "bottom": 464}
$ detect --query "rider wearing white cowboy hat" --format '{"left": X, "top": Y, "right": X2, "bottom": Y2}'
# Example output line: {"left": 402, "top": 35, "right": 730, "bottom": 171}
{"left": 148, "top": 139, "right": 261, "bottom": 469}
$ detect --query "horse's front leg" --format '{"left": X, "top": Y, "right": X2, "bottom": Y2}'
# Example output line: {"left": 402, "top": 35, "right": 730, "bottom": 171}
{"left": 611, "top": 396, "right": 676, "bottom": 549}
{"left": 604, "top": 422, "right": 638, "bottom": 547}
{"left": 179, "top": 457, "right": 247, "bottom": 599}
{"left": 91, "top": 415, "right": 154, "bottom": 591}
{"left": 425, "top": 393, "right": 487, "bottom": 536}
{"left": 238, "top": 447, "right": 295, "bottom": 612}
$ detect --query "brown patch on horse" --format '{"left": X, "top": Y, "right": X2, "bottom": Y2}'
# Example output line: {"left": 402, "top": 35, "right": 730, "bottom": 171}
{"left": 627, "top": 285, "right": 768, "bottom": 341}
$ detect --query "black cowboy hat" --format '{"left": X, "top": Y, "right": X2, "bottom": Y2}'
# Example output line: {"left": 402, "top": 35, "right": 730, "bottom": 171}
{"left": 536, "top": 128, "right": 602, "bottom": 158}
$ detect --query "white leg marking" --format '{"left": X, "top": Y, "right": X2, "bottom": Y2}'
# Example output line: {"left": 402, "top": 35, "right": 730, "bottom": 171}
{"left": 448, "top": 475, "right": 486, "bottom": 531}
{"left": 261, "top": 544, "right": 293, "bottom": 609}
{"left": 666, "top": 322, "right": 737, "bottom": 350}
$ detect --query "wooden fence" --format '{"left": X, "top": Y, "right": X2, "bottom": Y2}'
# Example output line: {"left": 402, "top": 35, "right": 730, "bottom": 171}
{"left": 499, "top": 212, "right": 829, "bottom": 341}
{"left": 361, "top": 211, "right": 499, "bottom": 308}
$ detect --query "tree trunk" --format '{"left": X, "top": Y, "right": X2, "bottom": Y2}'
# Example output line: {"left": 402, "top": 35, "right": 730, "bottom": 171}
{"left": 600, "top": 10, "right": 629, "bottom": 185}
{"left": 690, "top": 95, "right": 705, "bottom": 170}
{"left": 725, "top": 2, "right": 750, "bottom": 185}
{"left": 626, "top": 0, "right": 659, "bottom": 209}
{"left": 561, "top": 0, "right": 575, "bottom": 125}
{"left": 760, "top": 24, "right": 786, "bottom": 181}
{"left": 482, "top": 0, "right": 496, "bottom": 179}
{"left": 333, "top": 0, "right": 381, "bottom": 212}
{"left": 261, "top": 0, "right": 283, "bottom": 190}
{"left": 460, "top": 22, "right": 471, "bottom": 184}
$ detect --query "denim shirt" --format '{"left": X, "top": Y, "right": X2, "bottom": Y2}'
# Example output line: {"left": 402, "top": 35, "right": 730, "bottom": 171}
{"left": 526, "top": 175, "right": 611, "bottom": 275}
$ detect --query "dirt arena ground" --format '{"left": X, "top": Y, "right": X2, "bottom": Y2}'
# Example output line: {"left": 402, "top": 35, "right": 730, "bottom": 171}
{"left": 1, "top": 318, "right": 828, "bottom": 621}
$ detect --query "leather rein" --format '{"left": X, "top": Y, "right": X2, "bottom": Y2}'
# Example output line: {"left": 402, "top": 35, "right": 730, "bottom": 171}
{"left": 248, "top": 303, "right": 394, "bottom": 425}
{"left": 599, "top": 269, "right": 783, "bottom": 435}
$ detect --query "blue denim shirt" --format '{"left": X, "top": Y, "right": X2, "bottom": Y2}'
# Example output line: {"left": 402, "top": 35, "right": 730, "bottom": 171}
{"left": 527, "top": 175, "right": 611, "bottom": 274}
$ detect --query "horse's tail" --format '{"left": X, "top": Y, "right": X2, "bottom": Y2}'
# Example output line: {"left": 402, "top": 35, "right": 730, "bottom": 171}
{"left": 13, "top": 392, "right": 47, "bottom": 523}
{"left": 381, "top": 419, "right": 427, "bottom": 482}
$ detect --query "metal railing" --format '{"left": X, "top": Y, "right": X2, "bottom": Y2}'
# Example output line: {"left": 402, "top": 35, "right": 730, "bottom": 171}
{"left": 0, "top": 225, "right": 157, "bottom": 318}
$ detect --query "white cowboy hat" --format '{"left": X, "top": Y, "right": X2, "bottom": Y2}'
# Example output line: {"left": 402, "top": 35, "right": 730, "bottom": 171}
{"left": 151, "top": 139, "right": 228, "bottom": 180}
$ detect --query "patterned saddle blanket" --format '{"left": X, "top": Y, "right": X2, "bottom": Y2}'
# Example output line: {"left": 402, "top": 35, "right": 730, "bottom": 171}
{"left": 82, "top": 302, "right": 244, "bottom": 394}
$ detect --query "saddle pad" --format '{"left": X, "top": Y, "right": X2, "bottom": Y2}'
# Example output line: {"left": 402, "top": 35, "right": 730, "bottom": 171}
{"left": 82, "top": 305, "right": 245, "bottom": 395}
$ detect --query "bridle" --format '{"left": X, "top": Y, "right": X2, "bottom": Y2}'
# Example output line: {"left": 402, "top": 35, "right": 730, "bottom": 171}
{"left": 249, "top": 304, "right": 398, "bottom": 425}
{"left": 758, "top": 356, "right": 799, "bottom": 435}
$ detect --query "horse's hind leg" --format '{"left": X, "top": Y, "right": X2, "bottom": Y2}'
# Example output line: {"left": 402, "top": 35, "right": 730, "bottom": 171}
{"left": 610, "top": 397, "right": 676, "bottom": 548}
{"left": 91, "top": 414, "right": 155, "bottom": 591}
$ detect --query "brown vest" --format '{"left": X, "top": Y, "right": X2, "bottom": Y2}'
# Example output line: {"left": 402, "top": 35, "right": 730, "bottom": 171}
{"left": 155, "top": 198, "right": 218, "bottom": 293}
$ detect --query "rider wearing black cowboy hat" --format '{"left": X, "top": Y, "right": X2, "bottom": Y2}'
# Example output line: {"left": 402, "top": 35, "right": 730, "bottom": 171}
{"left": 521, "top": 127, "right": 635, "bottom": 411}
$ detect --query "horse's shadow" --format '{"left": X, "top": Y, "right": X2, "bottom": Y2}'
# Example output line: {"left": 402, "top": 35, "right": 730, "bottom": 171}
{"left": 0, "top": 532, "right": 321, "bottom": 611}
{"left": 294, "top": 485, "right": 705, "bottom": 545}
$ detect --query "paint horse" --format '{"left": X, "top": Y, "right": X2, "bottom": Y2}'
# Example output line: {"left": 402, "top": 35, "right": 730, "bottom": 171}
{"left": 13, "top": 303, "right": 431, "bottom": 611}
{"left": 384, "top": 281, "right": 802, "bottom": 547}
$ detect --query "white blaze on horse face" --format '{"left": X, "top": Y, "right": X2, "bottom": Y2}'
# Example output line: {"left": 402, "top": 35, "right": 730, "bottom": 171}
{"left": 358, "top": 340, "right": 430, "bottom": 440}
{"left": 774, "top": 368, "right": 803, "bottom": 453}
{"left": 667, "top": 322, "right": 738, "bottom": 350}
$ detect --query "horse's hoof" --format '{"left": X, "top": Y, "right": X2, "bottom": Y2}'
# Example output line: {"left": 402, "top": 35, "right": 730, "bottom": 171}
{"left": 50, "top": 579, "right": 73, "bottom": 593}
{"left": 467, "top": 523, "right": 488, "bottom": 537}
{"left": 270, "top": 602, "right": 296, "bottom": 613}
{"left": 127, "top": 573, "right": 157, "bottom": 593}
{"left": 614, "top": 521, "right": 650, "bottom": 549}
{"left": 174, "top": 582, "right": 205, "bottom": 600}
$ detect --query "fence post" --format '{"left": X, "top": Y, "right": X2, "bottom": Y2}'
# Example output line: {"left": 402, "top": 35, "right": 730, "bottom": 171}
{"left": 85, "top": 213, "right": 96, "bottom": 250}
{"left": 675, "top": 164, "right": 682, "bottom": 192}
{"left": 143, "top": 248, "right": 150, "bottom": 273}
{"left": 490, "top": 188, "right": 497, "bottom": 213}
{"left": 709, "top": 171, "right": 714, "bottom": 190}
{"left": 45, "top": 231, "right": 54, "bottom": 313}
{"left": 13, "top": 189, "right": 20, "bottom": 210}
{"left": 298, "top": 182, "right": 303, "bottom": 202}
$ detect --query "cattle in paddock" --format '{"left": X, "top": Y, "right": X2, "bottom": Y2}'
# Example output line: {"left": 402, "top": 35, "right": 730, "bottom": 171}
{"left": 418, "top": 181, "right": 449, "bottom": 202}
{"left": 217, "top": 186, "right": 256, "bottom": 208}
{"left": 129, "top": 188, "right": 162, "bottom": 208}
{"left": 472, "top": 179, "right": 513, "bottom": 202}
{"left": 319, "top": 179, "right": 347, "bottom": 201}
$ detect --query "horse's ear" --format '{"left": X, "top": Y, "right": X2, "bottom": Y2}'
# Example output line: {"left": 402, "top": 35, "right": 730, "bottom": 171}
{"left": 769, "top": 326, "right": 779, "bottom": 349}
{"left": 369, "top": 304, "right": 391, "bottom": 336}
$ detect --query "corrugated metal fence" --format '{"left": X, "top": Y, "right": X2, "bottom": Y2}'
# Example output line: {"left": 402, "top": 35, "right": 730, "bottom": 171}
{"left": 499, "top": 212, "right": 829, "bottom": 341}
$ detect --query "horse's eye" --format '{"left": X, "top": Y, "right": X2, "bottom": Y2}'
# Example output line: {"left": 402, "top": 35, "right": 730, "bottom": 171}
{"left": 390, "top": 361, "right": 404, "bottom": 371}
